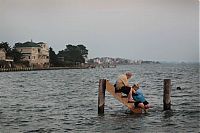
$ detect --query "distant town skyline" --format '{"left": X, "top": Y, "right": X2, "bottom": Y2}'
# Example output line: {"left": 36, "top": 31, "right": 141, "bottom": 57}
{"left": 0, "top": 0, "right": 199, "bottom": 62}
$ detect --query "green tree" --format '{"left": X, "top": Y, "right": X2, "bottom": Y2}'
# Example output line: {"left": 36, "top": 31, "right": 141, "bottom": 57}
{"left": 77, "top": 44, "right": 88, "bottom": 58}
{"left": 49, "top": 47, "right": 58, "bottom": 67}
{"left": 0, "top": 42, "right": 23, "bottom": 62}
{"left": 11, "top": 48, "right": 23, "bottom": 62}
{"left": 58, "top": 44, "right": 88, "bottom": 66}
{"left": 0, "top": 42, "right": 12, "bottom": 57}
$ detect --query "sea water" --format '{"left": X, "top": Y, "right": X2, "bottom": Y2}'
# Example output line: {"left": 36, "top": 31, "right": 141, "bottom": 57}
{"left": 0, "top": 63, "right": 199, "bottom": 132}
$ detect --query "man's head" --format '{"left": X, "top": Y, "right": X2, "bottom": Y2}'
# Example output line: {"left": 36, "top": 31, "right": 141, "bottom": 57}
{"left": 126, "top": 72, "right": 133, "bottom": 79}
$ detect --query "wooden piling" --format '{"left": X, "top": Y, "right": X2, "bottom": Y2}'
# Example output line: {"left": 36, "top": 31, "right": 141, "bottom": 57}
{"left": 163, "top": 79, "right": 171, "bottom": 110}
{"left": 98, "top": 79, "right": 106, "bottom": 114}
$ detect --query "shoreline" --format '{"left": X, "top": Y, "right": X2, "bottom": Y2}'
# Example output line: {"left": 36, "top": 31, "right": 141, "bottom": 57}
{"left": 0, "top": 66, "right": 89, "bottom": 72}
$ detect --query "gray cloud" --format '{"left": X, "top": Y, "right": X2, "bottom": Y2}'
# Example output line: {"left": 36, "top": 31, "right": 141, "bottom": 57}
{"left": 0, "top": 0, "right": 198, "bottom": 62}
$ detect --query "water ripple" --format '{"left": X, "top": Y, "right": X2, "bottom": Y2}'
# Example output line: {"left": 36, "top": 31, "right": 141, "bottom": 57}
{"left": 0, "top": 63, "right": 199, "bottom": 132}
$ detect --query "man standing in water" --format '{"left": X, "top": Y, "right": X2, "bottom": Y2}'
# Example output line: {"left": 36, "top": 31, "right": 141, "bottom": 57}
{"left": 115, "top": 72, "right": 136, "bottom": 103}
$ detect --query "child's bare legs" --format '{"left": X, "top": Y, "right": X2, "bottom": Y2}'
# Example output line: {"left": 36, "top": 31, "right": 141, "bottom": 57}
{"left": 138, "top": 103, "right": 147, "bottom": 113}
{"left": 138, "top": 103, "right": 145, "bottom": 108}
{"left": 144, "top": 104, "right": 152, "bottom": 109}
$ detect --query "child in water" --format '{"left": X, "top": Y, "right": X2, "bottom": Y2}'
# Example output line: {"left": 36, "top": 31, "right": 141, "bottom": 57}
{"left": 132, "top": 84, "right": 151, "bottom": 112}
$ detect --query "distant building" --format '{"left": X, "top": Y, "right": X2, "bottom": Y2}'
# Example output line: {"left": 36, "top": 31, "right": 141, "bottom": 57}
{"left": 94, "top": 58, "right": 101, "bottom": 64}
{"left": 15, "top": 41, "right": 49, "bottom": 68}
{"left": 0, "top": 48, "right": 6, "bottom": 60}
{"left": 0, "top": 48, "right": 14, "bottom": 68}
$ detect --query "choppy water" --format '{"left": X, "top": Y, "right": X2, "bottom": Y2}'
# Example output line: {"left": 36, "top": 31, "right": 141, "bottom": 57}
{"left": 0, "top": 63, "right": 199, "bottom": 133}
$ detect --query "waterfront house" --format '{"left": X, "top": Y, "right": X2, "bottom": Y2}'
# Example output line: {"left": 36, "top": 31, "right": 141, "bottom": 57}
{"left": 0, "top": 48, "right": 6, "bottom": 60}
{"left": 15, "top": 41, "right": 49, "bottom": 68}
{"left": 0, "top": 48, "right": 14, "bottom": 68}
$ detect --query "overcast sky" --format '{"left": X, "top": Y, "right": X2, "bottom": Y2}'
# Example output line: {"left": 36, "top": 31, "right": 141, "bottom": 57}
{"left": 0, "top": 0, "right": 199, "bottom": 62}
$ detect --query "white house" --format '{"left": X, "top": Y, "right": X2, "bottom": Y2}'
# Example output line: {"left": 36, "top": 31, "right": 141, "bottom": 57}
{"left": 0, "top": 48, "right": 6, "bottom": 60}
{"left": 15, "top": 41, "right": 49, "bottom": 68}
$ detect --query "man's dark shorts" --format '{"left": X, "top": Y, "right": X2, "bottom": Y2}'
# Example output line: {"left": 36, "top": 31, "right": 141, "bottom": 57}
{"left": 115, "top": 86, "right": 131, "bottom": 95}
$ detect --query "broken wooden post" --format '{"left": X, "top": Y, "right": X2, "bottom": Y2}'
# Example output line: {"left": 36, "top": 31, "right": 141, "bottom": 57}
{"left": 163, "top": 79, "right": 171, "bottom": 110}
{"left": 98, "top": 79, "right": 106, "bottom": 114}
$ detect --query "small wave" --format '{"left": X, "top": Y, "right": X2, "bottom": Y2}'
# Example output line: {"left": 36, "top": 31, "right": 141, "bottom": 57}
{"left": 25, "top": 128, "right": 49, "bottom": 133}
{"left": 64, "top": 128, "right": 73, "bottom": 132}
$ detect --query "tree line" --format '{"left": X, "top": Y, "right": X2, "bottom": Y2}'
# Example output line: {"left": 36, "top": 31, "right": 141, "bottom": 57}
{"left": 0, "top": 42, "right": 88, "bottom": 67}
{"left": 50, "top": 44, "right": 88, "bottom": 67}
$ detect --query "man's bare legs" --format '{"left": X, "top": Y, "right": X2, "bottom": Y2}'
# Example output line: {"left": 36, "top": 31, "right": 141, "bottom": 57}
{"left": 128, "top": 88, "right": 135, "bottom": 102}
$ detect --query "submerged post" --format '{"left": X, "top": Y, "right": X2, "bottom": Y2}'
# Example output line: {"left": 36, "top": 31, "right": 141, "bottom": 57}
{"left": 98, "top": 79, "right": 106, "bottom": 114}
{"left": 163, "top": 79, "right": 171, "bottom": 110}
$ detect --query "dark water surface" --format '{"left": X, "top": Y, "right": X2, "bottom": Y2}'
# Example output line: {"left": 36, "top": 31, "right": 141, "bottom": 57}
{"left": 0, "top": 63, "right": 199, "bottom": 133}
